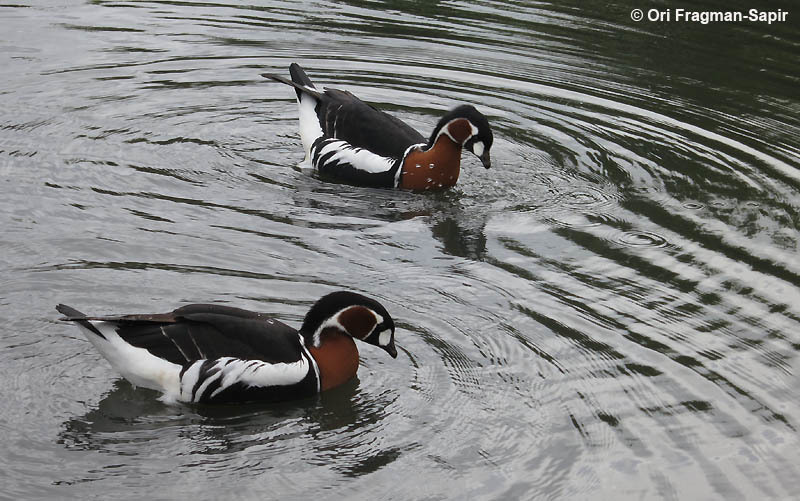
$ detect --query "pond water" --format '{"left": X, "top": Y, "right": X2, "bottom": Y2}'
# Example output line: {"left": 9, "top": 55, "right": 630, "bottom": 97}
{"left": 2, "top": 1, "right": 799, "bottom": 499}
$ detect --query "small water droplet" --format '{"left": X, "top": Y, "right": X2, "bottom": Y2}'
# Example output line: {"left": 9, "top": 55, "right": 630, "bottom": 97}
{"left": 616, "top": 230, "right": 668, "bottom": 248}
{"left": 429, "top": 163, "right": 435, "bottom": 169}
{"left": 567, "top": 191, "right": 599, "bottom": 205}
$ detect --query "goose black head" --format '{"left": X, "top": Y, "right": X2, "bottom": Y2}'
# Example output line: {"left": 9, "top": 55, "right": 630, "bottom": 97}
{"left": 300, "top": 291, "right": 397, "bottom": 358}
{"left": 428, "top": 104, "right": 494, "bottom": 169}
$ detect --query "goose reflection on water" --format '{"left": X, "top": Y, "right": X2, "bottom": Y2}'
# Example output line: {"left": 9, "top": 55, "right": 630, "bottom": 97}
{"left": 57, "top": 376, "right": 403, "bottom": 479}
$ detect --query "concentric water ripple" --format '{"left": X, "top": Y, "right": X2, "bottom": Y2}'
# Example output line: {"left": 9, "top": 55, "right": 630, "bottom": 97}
{"left": 614, "top": 230, "right": 669, "bottom": 248}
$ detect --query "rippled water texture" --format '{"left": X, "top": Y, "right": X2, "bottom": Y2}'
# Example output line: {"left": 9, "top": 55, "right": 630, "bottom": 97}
{"left": 2, "top": 1, "right": 799, "bottom": 499}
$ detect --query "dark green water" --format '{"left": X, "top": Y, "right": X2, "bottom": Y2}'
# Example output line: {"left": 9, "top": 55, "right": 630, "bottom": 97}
{"left": 1, "top": 1, "right": 799, "bottom": 499}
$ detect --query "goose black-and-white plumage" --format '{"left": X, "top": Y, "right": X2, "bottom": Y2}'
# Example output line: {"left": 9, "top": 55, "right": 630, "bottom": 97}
{"left": 263, "top": 63, "right": 494, "bottom": 190}
{"left": 56, "top": 291, "right": 397, "bottom": 404}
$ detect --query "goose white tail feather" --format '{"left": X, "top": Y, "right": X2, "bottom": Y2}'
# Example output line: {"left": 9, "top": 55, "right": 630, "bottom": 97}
{"left": 74, "top": 320, "right": 182, "bottom": 402}
{"left": 297, "top": 91, "right": 324, "bottom": 163}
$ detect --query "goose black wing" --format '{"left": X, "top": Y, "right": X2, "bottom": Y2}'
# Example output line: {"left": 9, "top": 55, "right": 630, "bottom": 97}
{"left": 264, "top": 66, "right": 426, "bottom": 159}
{"left": 315, "top": 88, "right": 426, "bottom": 159}
{"left": 86, "top": 304, "right": 302, "bottom": 366}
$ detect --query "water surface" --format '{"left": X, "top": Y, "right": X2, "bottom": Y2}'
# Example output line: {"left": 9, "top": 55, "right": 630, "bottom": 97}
{"left": 1, "top": 1, "right": 799, "bottom": 499}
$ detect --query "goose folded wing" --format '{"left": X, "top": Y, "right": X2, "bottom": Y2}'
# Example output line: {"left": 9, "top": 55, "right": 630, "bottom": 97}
{"left": 90, "top": 304, "right": 302, "bottom": 366}
{"left": 318, "top": 88, "right": 425, "bottom": 159}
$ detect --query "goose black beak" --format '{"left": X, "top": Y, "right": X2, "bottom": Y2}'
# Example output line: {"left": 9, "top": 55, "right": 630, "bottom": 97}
{"left": 385, "top": 339, "right": 398, "bottom": 358}
{"left": 479, "top": 150, "right": 491, "bottom": 169}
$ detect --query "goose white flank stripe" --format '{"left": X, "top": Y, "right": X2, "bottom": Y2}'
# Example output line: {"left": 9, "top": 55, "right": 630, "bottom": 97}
{"left": 262, "top": 63, "right": 494, "bottom": 190}
{"left": 56, "top": 291, "right": 397, "bottom": 404}
{"left": 312, "top": 138, "right": 398, "bottom": 174}
{"left": 178, "top": 360, "right": 203, "bottom": 403}
{"left": 206, "top": 356, "right": 309, "bottom": 400}
{"left": 179, "top": 339, "right": 316, "bottom": 403}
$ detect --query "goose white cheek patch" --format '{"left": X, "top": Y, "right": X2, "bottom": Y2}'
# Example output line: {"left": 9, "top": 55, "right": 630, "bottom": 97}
{"left": 378, "top": 329, "right": 392, "bottom": 346}
{"left": 472, "top": 141, "right": 484, "bottom": 158}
